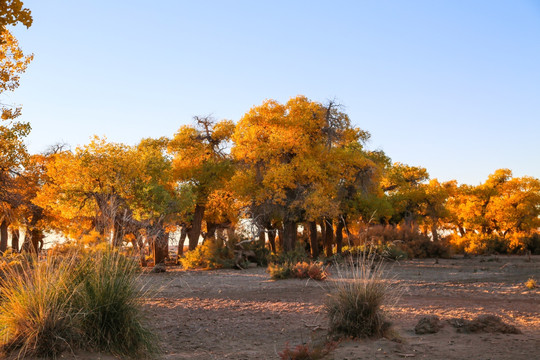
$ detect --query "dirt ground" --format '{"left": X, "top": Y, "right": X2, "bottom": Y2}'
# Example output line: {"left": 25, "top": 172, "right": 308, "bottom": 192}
{"left": 53, "top": 255, "right": 539, "bottom": 360}
{"left": 133, "top": 255, "right": 538, "bottom": 360}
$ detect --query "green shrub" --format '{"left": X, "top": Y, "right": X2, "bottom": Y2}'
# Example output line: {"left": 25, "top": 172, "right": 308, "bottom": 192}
{"left": 268, "top": 262, "right": 292, "bottom": 280}
{"left": 74, "top": 251, "right": 158, "bottom": 357}
{"left": 269, "top": 261, "right": 328, "bottom": 281}
{"left": 382, "top": 243, "right": 408, "bottom": 260}
{"left": 242, "top": 240, "right": 271, "bottom": 266}
{"left": 270, "top": 246, "right": 309, "bottom": 265}
{"left": 325, "top": 255, "right": 395, "bottom": 338}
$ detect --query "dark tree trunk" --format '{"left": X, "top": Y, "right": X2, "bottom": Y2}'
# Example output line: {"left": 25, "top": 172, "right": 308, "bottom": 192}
{"left": 0, "top": 220, "right": 8, "bottom": 253}
{"left": 258, "top": 227, "right": 266, "bottom": 247}
{"left": 323, "top": 218, "right": 334, "bottom": 257}
{"left": 21, "top": 228, "right": 42, "bottom": 254}
{"left": 153, "top": 231, "right": 169, "bottom": 265}
{"left": 309, "top": 221, "right": 319, "bottom": 258}
{"left": 267, "top": 228, "right": 277, "bottom": 254}
{"left": 11, "top": 228, "right": 19, "bottom": 252}
{"left": 177, "top": 226, "right": 187, "bottom": 257}
{"left": 282, "top": 221, "right": 297, "bottom": 252}
{"left": 277, "top": 229, "right": 283, "bottom": 251}
{"left": 335, "top": 219, "right": 344, "bottom": 254}
{"left": 205, "top": 222, "right": 218, "bottom": 241}
{"left": 343, "top": 216, "right": 352, "bottom": 247}
{"left": 187, "top": 204, "right": 205, "bottom": 250}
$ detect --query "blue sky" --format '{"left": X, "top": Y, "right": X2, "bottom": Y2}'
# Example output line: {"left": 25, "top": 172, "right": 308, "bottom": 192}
{"left": 7, "top": 0, "right": 540, "bottom": 185}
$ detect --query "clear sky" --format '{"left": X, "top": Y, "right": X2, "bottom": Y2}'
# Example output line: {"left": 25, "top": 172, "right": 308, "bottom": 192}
{"left": 7, "top": 0, "right": 540, "bottom": 185}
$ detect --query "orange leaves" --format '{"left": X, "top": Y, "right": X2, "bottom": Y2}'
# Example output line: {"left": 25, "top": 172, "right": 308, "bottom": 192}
{"left": 0, "top": 29, "right": 33, "bottom": 95}
{"left": 232, "top": 96, "right": 380, "bottom": 224}
{"left": 0, "top": 0, "right": 33, "bottom": 28}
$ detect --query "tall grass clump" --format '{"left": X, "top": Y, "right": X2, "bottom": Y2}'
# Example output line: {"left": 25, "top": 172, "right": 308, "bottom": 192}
{"left": 0, "top": 249, "right": 159, "bottom": 359}
{"left": 325, "top": 254, "right": 396, "bottom": 339}
{"left": 74, "top": 250, "right": 159, "bottom": 358}
{"left": 0, "top": 255, "right": 80, "bottom": 358}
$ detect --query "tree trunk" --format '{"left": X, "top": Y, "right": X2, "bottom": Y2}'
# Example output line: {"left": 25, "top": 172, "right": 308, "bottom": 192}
{"left": 205, "top": 222, "right": 218, "bottom": 242}
{"left": 22, "top": 228, "right": 42, "bottom": 254}
{"left": 216, "top": 227, "right": 226, "bottom": 249}
{"left": 282, "top": 221, "right": 297, "bottom": 252}
{"left": 11, "top": 228, "right": 19, "bottom": 252}
{"left": 267, "top": 228, "right": 277, "bottom": 254}
{"left": 309, "top": 221, "right": 319, "bottom": 258}
{"left": 153, "top": 231, "right": 169, "bottom": 265}
{"left": 0, "top": 220, "right": 8, "bottom": 253}
{"left": 136, "top": 233, "right": 147, "bottom": 267}
{"left": 323, "top": 218, "right": 334, "bottom": 257}
{"left": 277, "top": 228, "right": 283, "bottom": 252}
{"left": 258, "top": 227, "right": 266, "bottom": 247}
{"left": 177, "top": 226, "right": 187, "bottom": 257}
{"left": 342, "top": 216, "right": 351, "bottom": 247}
{"left": 187, "top": 204, "right": 205, "bottom": 250}
{"left": 111, "top": 221, "right": 124, "bottom": 247}
{"left": 335, "top": 219, "right": 344, "bottom": 254}
{"left": 431, "top": 223, "right": 439, "bottom": 242}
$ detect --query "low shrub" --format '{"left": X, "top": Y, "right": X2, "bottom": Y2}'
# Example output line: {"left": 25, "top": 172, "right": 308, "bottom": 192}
{"left": 325, "top": 255, "right": 396, "bottom": 338}
{"left": 525, "top": 278, "right": 537, "bottom": 290}
{"left": 292, "top": 261, "right": 310, "bottom": 278}
{"left": 307, "top": 262, "right": 328, "bottom": 280}
{"left": 269, "top": 261, "right": 328, "bottom": 281}
{"left": 401, "top": 238, "right": 452, "bottom": 259}
{"left": 179, "top": 239, "right": 233, "bottom": 270}
{"left": 270, "top": 246, "right": 309, "bottom": 265}
{"left": 448, "top": 232, "right": 540, "bottom": 255}
{"left": 268, "top": 262, "right": 292, "bottom": 280}
{"left": 342, "top": 243, "right": 408, "bottom": 261}
{"left": 242, "top": 240, "right": 271, "bottom": 266}
{"left": 510, "top": 233, "right": 540, "bottom": 255}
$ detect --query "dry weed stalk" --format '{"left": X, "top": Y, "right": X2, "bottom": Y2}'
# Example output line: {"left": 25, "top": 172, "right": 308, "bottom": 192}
{"left": 325, "top": 252, "right": 399, "bottom": 338}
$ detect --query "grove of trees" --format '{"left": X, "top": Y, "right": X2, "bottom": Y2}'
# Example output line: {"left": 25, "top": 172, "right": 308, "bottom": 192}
{"left": 1, "top": 2, "right": 539, "bottom": 264}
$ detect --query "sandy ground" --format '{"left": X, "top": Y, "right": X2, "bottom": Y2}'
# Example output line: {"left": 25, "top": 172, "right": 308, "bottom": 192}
{"left": 134, "top": 255, "right": 539, "bottom": 360}
{"left": 50, "top": 255, "right": 539, "bottom": 360}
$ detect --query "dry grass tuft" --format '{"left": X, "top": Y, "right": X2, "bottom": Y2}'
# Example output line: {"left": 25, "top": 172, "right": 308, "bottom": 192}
{"left": 0, "top": 255, "right": 80, "bottom": 358}
{"left": 325, "top": 254, "right": 397, "bottom": 339}
{"left": 0, "top": 249, "right": 159, "bottom": 359}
